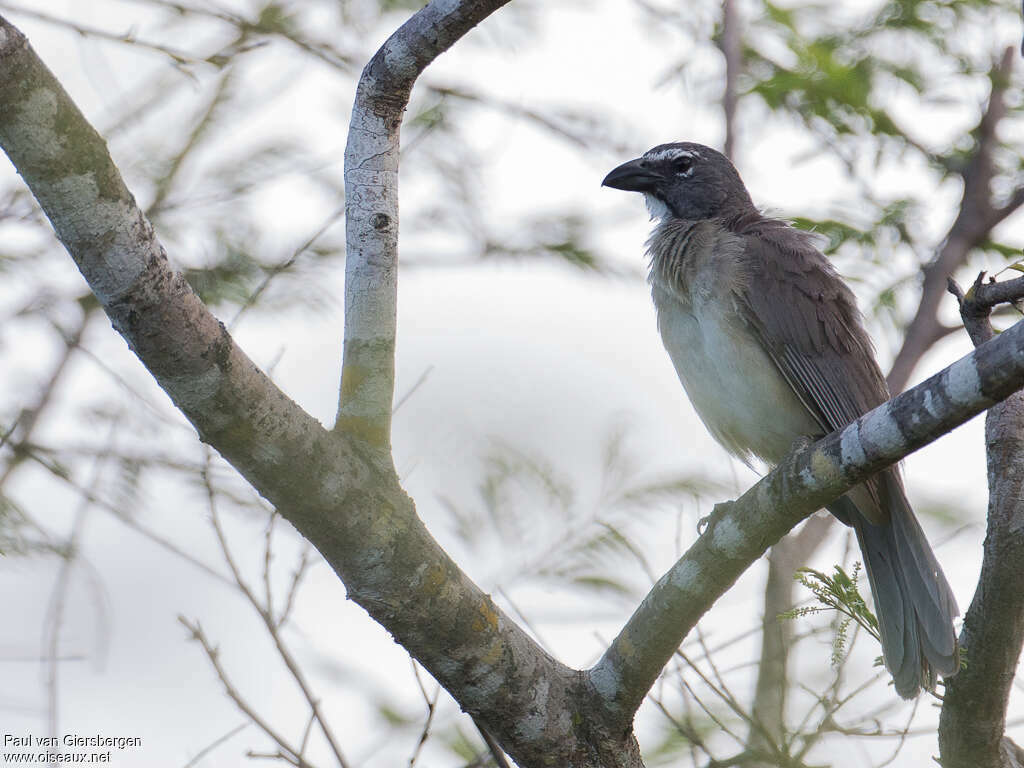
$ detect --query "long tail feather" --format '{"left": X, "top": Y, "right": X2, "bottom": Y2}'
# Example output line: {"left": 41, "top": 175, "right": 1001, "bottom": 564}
{"left": 843, "top": 472, "right": 959, "bottom": 698}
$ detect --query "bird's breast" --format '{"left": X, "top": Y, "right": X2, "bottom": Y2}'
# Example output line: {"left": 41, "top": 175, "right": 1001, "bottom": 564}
{"left": 647, "top": 223, "right": 819, "bottom": 465}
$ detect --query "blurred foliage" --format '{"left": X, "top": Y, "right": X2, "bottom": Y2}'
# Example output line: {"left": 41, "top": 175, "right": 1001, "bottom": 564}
{"left": 439, "top": 426, "right": 727, "bottom": 602}
{"left": 737, "top": 0, "right": 1023, "bottom": 353}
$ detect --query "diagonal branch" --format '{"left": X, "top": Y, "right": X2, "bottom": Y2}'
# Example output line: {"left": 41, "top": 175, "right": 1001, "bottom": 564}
{"left": 0, "top": 9, "right": 640, "bottom": 768}
{"left": 593, "top": 317, "right": 1024, "bottom": 726}
{"left": 887, "top": 46, "right": 1018, "bottom": 393}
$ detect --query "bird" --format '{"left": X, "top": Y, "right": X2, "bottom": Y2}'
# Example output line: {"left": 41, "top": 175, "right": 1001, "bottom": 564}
{"left": 602, "top": 142, "right": 959, "bottom": 698}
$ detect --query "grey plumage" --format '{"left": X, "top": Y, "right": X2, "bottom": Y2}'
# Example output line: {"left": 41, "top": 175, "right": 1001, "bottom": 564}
{"left": 603, "top": 142, "right": 959, "bottom": 698}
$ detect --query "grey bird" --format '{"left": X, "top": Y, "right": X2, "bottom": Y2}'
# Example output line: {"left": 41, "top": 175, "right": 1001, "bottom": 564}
{"left": 602, "top": 142, "right": 959, "bottom": 698}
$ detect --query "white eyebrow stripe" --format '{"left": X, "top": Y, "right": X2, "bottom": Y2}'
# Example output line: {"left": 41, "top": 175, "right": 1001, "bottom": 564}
{"left": 643, "top": 148, "right": 702, "bottom": 163}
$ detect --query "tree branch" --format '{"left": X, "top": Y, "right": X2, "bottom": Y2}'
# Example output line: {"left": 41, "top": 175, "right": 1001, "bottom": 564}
{"left": 594, "top": 317, "right": 1024, "bottom": 725}
{"left": 179, "top": 617, "right": 323, "bottom": 768}
{"left": 0, "top": 9, "right": 642, "bottom": 768}
{"left": 746, "top": 514, "right": 833, "bottom": 763}
{"left": 886, "top": 46, "right": 1018, "bottom": 393}
{"left": 718, "top": 0, "right": 741, "bottom": 161}
{"left": 939, "top": 276, "right": 1024, "bottom": 768}
{"left": 336, "top": 0, "right": 514, "bottom": 446}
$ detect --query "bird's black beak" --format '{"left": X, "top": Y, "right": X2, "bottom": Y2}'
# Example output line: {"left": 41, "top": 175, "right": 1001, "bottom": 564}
{"left": 601, "top": 157, "right": 661, "bottom": 192}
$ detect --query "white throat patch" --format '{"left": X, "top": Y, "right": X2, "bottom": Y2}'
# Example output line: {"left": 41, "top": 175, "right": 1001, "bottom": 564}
{"left": 644, "top": 193, "right": 671, "bottom": 222}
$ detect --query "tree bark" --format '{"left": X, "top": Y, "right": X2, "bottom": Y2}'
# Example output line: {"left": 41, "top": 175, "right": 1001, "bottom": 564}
{"left": 939, "top": 278, "right": 1024, "bottom": 768}
{"left": 4, "top": 9, "right": 1024, "bottom": 766}
{"left": 938, "top": 389, "right": 1024, "bottom": 768}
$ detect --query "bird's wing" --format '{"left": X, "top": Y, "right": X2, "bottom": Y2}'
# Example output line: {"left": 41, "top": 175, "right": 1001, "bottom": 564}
{"left": 733, "top": 219, "right": 891, "bottom": 455}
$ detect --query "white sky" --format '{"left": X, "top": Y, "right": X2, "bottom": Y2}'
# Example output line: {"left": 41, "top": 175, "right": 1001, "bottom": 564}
{"left": 1, "top": 1, "right": 1021, "bottom": 766}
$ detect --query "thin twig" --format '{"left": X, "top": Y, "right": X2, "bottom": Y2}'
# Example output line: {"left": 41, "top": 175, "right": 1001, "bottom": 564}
{"left": 278, "top": 546, "right": 313, "bottom": 629}
{"left": 202, "top": 454, "right": 351, "bottom": 768}
{"left": 0, "top": 313, "right": 88, "bottom": 488}
{"left": 392, "top": 366, "right": 434, "bottom": 415}
{"left": 263, "top": 511, "right": 277, "bottom": 619}
{"left": 948, "top": 271, "right": 1024, "bottom": 346}
{"left": 0, "top": 1, "right": 223, "bottom": 66}
{"left": 228, "top": 204, "right": 345, "bottom": 331}
{"left": 43, "top": 416, "right": 119, "bottom": 750}
{"left": 24, "top": 450, "right": 232, "bottom": 586}
{"left": 474, "top": 722, "right": 512, "bottom": 768}
{"left": 179, "top": 616, "right": 321, "bottom": 768}
{"left": 408, "top": 662, "right": 440, "bottom": 768}
{"left": 182, "top": 722, "right": 248, "bottom": 768}
{"left": 147, "top": 69, "right": 237, "bottom": 218}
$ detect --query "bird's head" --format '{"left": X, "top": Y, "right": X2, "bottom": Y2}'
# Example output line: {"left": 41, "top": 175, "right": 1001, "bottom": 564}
{"left": 602, "top": 142, "right": 754, "bottom": 222}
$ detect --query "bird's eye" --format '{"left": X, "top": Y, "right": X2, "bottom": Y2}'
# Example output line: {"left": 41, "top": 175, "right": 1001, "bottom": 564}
{"left": 673, "top": 156, "right": 694, "bottom": 175}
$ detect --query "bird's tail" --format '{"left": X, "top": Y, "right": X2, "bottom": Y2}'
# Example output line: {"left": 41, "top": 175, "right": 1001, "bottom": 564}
{"left": 847, "top": 473, "right": 959, "bottom": 698}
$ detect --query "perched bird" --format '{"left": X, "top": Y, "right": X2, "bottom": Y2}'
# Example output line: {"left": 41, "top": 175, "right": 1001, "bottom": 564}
{"left": 602, "top": 142, "right": 959, "bottom": 698}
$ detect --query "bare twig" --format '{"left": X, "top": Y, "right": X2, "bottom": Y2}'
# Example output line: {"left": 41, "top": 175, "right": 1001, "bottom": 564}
{"left": 146, "top": 69, "right": 237, "bottom": 218}
{"left": 201, "top": 454, "right": 351, "bottom": 768}
{"left": 278, "top": 546, "right": 313, "bottom": 629}
{"left": 182, "top": 722, "right": 249, "bottom": 768}
{"left": 0, "top": 312, "right": 89, "bottom": 488}
{"left": 408, "top": 663, "right": 440, "bottom": 768}
{"left": 475, "top": 723, "right": 512, "bottom": 768}
{"left": 43, "top": 416, "right": 119, "bottom": 756}
{"left": 263, "top": 511, "right": 277, "bottom": 618}
{"left": 228, "top": 204, "right": 345, "bottom": 331}
{"left": 179, "top": 616, "right": 321, "bottom": 768}
{"left": 947, "top": 271, "right": 1024, "bottom": 346}
{"left": 392, "top": 366, "right": 434, "bottom": 415}
{"left": 0, "top": 1, "right": 229, "bottom": 66}
{"left": 23, "top": 450, "right": 231, "bottom": 585}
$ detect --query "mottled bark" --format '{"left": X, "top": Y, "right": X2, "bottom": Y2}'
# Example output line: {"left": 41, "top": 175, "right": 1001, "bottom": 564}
{"left": 939, "top": 278, "right": 1024, "bottom": 768}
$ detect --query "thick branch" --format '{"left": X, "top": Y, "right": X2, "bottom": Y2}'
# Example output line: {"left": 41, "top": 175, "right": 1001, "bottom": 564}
{"left": 337, "top": 0, "right": 513, "bottom": 446}
{"left": 594, "top": 318, "right": 1024, "bottom": 724}
{"left": 887, "top": 46, "right": 1018, "bottom": 393}
{"left": 0, "top": 12, "right": 642, "bottom": 768}
{"left": 939, "top": 387, "right": 1024, "bottom": 768}
{"left": 939, "top": 277, "right": 1024, "bottom": 768}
